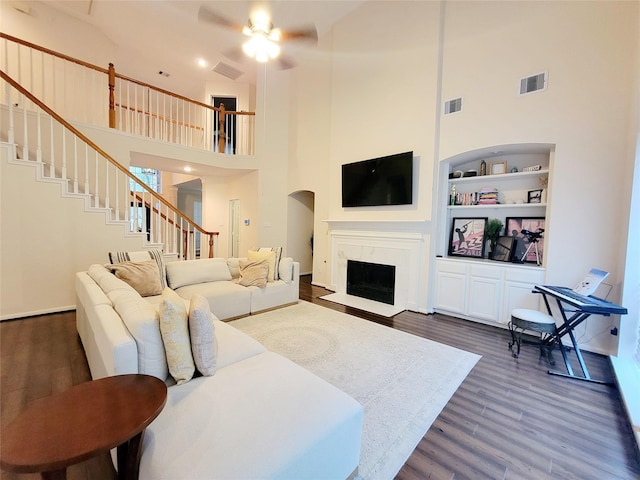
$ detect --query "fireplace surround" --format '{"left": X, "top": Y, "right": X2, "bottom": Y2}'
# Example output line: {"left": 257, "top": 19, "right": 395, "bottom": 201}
{"left": 324, "top": 220, "right": 428, "bottom": 315}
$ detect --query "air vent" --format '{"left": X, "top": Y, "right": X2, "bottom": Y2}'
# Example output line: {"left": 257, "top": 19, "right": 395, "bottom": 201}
{"left": 212, "top": 62, "right": 244, "bottom": 81}
{"left": 520, "top": 72, "right": 547, "bottom": 95}
{"left": 444, "top": 97, "right": 463, "bottom": 115}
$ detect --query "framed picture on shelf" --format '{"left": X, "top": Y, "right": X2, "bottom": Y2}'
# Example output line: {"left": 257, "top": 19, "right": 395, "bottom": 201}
{"left": 528, "top": 189, "right": 543, "bottom": 204}
{"left": 489, "top": 160, "right": 507, "bottom": 175}
{"left": 492, "top": 236, "right": 516, "bottom": 262}
{"left": 505, "top": 217, "right": 546, "bottom": 264}
{"left": 448, "top": 217, "right": 488, "bottom": 258}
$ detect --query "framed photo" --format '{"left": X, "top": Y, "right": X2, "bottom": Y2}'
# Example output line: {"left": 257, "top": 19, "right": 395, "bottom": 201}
{"left": 505, "top": 217, "right": 546, "bottom": 264}
{"left": 528, "top": 189, "right": 543, "bottom": 204}
{"left": 448, "top": 217, "right": 488, "bottom": 258}
{"left": 492, "top": 236, "right": 515, "bottom": 262}
{"left": 489, "top": 161, "right": 507, "bottom": 175}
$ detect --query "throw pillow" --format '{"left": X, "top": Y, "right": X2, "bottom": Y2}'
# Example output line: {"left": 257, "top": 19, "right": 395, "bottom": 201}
{"left": 158, "top": 287, "right": 195, "bottom": 385}
{"left": 238, "top": 259, "right": 269, "bottom": 287}
{"left": 108, "top": 249, "right": 167, "bottom": 289}
{"left": 106, "top": 260, "right": 163, "bottom": 297}
{"left": 252, "top": 247, "right": 283, "bottom": 280}
{"left": 188, "top": 294, "right": 217, "bottom": 376}
{"left": 248, "top": 250, "right": 277, "bottom": 282}
{"left": 279, "top": 257, "right": 294, "bottom": 284}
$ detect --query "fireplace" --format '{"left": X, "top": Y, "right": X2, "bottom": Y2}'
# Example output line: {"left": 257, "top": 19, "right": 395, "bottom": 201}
{"left": 347, "top": 260, "right": 396, "bottom": 305}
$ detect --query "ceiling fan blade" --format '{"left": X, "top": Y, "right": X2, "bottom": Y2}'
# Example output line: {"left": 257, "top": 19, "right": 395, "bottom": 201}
{"left": 279, "top": 26, "right": 318, "bottom": 43}
{"left": 222, "top": 47, "right": 245, "bottom": 63}
{"left": 198, "top": 5, "right": 245, "bottom": 33}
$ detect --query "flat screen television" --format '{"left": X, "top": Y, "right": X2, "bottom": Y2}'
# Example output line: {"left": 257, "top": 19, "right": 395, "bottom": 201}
{"left": 342, "top": 151, "right": 413, "bottom": 207}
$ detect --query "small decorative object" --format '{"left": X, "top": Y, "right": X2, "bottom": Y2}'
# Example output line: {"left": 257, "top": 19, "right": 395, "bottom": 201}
{"left": 511, "top": 167, "right": 518, "bottom": 173}
{"left": 480, "top": 160, "right": 487, "bottom": 176}
{"left": 448, "top": 217, "right": 488, "bottom": 258}
{"left": 485, "top": 218, "right": 504, "bottom": 259}
{"left": 450, "top": 184, "right": 456, "bottom": 205}
{"left": 489, "top": 161, "right": 507, "bottom": 175}
{"left": 523, "top": 164, "right": 542, "bottom": 172}
{"left": 463, "top": 169, "right": 477, "bottom": 177}
{"left": 506, "top": 217, "right": 546, "bottom": 264}
{"left": 528, "top": 189, "right": 543, "bottom": 204}
{"left": 449, "top": 170, "right": 463, "bottom": 179}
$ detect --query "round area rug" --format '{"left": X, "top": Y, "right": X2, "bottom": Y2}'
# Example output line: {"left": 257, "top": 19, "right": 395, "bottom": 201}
{"left": 258, "top": 326, "right": 339, "bottom": 364}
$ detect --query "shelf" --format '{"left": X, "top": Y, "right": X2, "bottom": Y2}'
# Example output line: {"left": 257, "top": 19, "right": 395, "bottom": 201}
{"left": 448, "top": 169, "right": 548, "bottom": 185}
{"left": 448, "top": 203, "right": 547, "bottom": 210}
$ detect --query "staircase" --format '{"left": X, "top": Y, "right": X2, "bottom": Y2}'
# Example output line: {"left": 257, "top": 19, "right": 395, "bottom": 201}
{"left": 1, "top": 70, "right": 217, "bottom": 260}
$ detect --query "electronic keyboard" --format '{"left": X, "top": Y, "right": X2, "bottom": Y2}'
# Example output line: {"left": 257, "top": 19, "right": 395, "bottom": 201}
{"left": 534, "top": 285, "right": 627, "bottom": 316}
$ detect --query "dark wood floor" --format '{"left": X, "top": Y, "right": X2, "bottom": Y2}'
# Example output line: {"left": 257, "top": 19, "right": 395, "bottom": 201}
{"left": 1, "top": 277, "right": 639, "bottom": 479}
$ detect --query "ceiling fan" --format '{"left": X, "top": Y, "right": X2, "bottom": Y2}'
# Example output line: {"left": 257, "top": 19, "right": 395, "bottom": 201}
{"left": 198, "top": 5, "right": 317, "bottom": 69}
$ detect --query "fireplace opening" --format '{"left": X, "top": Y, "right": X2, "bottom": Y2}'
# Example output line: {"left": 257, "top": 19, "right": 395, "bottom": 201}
{"left": 346, "top": 260, "right": 395, "bottom": 305}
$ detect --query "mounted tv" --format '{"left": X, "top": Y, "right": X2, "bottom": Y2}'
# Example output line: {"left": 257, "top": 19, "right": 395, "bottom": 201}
{"left": 342, "top": 151, "right": 413, "bottom": 207}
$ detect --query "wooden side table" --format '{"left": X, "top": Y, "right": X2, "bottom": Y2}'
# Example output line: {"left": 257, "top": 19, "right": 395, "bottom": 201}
{"left": 1, "top": 374, "right": 167, "bottom": 480}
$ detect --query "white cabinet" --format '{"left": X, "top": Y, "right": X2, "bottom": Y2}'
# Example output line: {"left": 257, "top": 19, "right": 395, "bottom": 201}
{"left": 434, "top": 258, "right": 544, "bottom": 325}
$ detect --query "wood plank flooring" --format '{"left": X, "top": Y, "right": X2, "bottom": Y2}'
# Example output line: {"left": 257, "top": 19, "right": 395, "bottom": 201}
{"left": 1, "top": 277, "right": 639, "bottom": 479}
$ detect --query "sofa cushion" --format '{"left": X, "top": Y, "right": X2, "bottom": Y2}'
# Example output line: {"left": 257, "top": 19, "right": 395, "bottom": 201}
{"left": 279, "top": 257, "right": 294, "bottom": 284}
{"left": 110, "top": 291, "right": 168, "bottom": 381}
{"left": 165, "top": 258, "right": 232, "bottom": 290}
{"left": 239, "top": 258, "right": 269, "bottom": 287}
{"left": 108, "top": 249, "right": 167, "bottom": 289}
{"left": 252, "top": 246, "right": 283, "bottom": 280}
{"left": 140, "top": 352, "right": 363, "bottom": 480}
{"left": 226, "top": 257, "right": 243, "bottom": 279}
{"left": 88, "top": 264, "right": 138, "bottom": 296}
{"left": 159, "top": 288, "right": 195, "bottom": 385}
{"left": 213, "top": 320, "right": 266, "bottom": 368}
{"left": 188, "top": 294, "right": 217, "bottom": 376}
{"left": 248, "top": 250, "right": 277, "bottom": 282}
{"left": 175, "top": 281, "right": 251, "bottom": 321}
{"left": 106, "top": 260, "right": 163, "bottom": 297}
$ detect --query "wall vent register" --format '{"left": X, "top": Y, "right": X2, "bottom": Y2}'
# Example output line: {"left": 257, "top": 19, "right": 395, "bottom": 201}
{"left": 520, "top": 72, "right": 547, "bottom": 95}
{"left": 444, "top": 97, "right": 463, "bottom": 115}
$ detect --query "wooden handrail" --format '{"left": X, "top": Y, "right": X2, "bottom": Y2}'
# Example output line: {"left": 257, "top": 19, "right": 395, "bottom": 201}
{"left": 0, "top": 33, "right": 109, "bottom": 74}
{"left": 1, "top": 69, "right": 219, "bottom": 257}
{"left": 1, "top": 33, "right": 255, "bottom": 117}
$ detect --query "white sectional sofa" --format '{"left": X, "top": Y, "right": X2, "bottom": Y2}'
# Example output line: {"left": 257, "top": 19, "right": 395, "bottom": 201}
{"left": 75, "top": 255, "right": 364, "bottom": 479}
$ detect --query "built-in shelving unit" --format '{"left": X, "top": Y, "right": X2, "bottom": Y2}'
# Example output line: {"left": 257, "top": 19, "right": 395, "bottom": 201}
{"left": 433, "top": 143, "right": 555, "bottom": 326}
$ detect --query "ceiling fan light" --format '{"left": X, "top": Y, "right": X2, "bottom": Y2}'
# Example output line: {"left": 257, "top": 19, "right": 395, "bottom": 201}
{"left": 243, "top": 34, "right": 280, "bottom": 62}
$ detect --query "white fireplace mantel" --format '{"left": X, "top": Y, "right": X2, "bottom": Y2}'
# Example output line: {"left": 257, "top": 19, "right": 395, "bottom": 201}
{"left": 323, "top": 219, "right": 429, "bottom": 313}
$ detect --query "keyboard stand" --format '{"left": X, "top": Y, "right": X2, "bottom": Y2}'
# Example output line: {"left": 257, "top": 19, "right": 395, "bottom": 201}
{"left": 534, "top": 285, "right": 628, "bottom": 386}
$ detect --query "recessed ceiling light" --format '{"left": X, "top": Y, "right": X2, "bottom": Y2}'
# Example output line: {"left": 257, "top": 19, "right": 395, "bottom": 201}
{"left": 197, "top": 59, "right": 207, "bottom": 68}
{"left": 184, "top": 166, "right": 192, "bottom": 172}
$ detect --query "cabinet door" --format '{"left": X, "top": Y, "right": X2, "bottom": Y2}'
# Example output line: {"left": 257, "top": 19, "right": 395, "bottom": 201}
{"left": 468, "top": 276, "right": 502, "bottom": 321}
{"left": 503, "top": 281, "right": 542, "bottom": 323}
{"left": 435, "top": 272, "right": 467, "bottom": 314}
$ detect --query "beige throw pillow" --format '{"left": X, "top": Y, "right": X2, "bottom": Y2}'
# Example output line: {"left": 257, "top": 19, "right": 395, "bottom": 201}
{"left": 106, "top": 260, "right": 162, "bottom": 297}
{"left": 238, "top": 259, "right": 269, "bottom": 287}
{"left": 158, "top": 287, "right": 195, "bottom": 385}
{"left": 248, "top": 250, "right": 277, "bottom": 282}
{"left": 188, "top": 294, "right": 217, "bottom": 376}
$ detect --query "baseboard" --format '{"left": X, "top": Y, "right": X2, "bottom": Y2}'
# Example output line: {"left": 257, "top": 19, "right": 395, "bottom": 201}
{"left": 0, "top": 305, "right": 76, "bottom": 322}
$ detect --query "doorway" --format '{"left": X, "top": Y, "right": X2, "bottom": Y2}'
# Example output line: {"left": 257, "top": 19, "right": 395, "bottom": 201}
{"left": 212, "top": 96, "right": 237, "bottom": 154}
{"left": 287, "top": 191, "right": 315, "bottom": 275}
{"left": 229, "top": 199, "right": 240, "bottom": 258}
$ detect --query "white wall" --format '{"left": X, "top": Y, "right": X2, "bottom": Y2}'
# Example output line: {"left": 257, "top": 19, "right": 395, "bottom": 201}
{"left": 0, "top": 144, "right": 149, "bottom": 319}
{"left": 439, "top": 0, "right": 638, "bottom": 354}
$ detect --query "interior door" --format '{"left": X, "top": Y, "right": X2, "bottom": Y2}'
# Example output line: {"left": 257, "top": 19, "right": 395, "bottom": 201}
{"left": 229, "top": 199, "right": 240, "bottom": 258}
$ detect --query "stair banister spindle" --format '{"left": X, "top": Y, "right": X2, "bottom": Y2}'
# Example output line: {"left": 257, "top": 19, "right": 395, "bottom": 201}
{"left": 49, "top": 116, "right": 55, "bottom": 178}
{"left": 7, "top": 83, "right": 14, "bottom": 145}
{"left": 73, "top": 135, "right": 79, "bottom": 193}
{"left": 84, "top": 143, "right": 89, "bottom": 196}
{"left": 104, "top": 161, "right": 110, "bottom": 210}
{"left": 36, "top": 106, "right": 42, "bottom": 163}
{"left": 22, "top": 93, "right": 28, "bottom": 161}
{"left": 115, "top": 168, "right": 120, "bottom": 222}
{"left": 94, "top": 150, "right": 99, "bottom": 207}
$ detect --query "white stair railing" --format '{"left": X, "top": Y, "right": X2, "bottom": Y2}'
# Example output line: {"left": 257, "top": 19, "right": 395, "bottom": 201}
{"left": 1, "top": 69, "right": 218, "bottom": 259}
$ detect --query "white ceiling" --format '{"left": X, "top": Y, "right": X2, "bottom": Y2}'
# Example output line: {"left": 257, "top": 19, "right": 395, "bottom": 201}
{"left": 43, "top": 0, "right": 365, "bottom": 99}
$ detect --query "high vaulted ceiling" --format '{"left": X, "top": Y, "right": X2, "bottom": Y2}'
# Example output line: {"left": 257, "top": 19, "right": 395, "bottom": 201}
{"left": 40, "top": 0, "right": 365, "bottom": 99}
